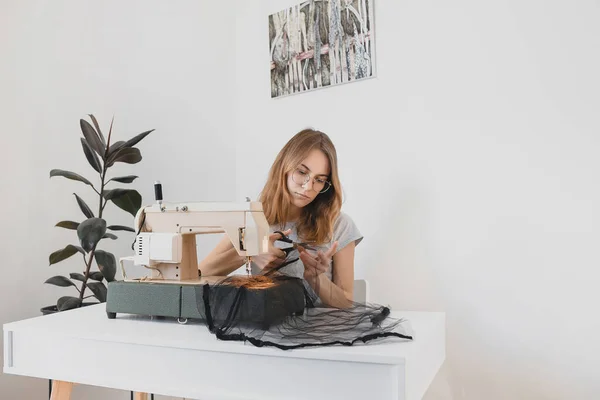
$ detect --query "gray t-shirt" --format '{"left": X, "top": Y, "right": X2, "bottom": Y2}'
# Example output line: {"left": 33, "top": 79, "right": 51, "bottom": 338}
{"left": 251, "top": 212, "right": 363, "bottom": 281}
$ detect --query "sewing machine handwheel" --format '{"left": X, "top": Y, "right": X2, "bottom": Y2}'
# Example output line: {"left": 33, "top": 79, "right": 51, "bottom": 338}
{"left": 107, "top": 311, "right": 117, "bottom": 319}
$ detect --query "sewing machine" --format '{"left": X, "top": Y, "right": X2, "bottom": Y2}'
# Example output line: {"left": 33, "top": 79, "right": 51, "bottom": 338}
{"left": 127, "top": 196, "right": 270, "bottom": 279}
{"left": 105, "top": 183, "right": 305, "bottom": 326}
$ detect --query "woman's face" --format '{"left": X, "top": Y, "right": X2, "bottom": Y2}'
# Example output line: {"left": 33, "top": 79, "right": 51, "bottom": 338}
{"left": 286, "top": 149, "right": 331, "bottom": 210}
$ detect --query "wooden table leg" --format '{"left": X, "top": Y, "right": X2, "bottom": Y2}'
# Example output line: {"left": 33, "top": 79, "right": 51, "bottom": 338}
{"left": 50, "top": 381, "right": 149, "bottom": 400}
{"left": 50, "top": 381, "right": 73, "bottom": 400}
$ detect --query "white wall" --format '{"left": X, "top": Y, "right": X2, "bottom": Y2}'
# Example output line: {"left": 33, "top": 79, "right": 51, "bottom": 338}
{"left": 0, "top": 1, "right": 235, "bottom": 399}
{"left": 3, "top": 0, "right": 600, "bottom": 399}
{"left": 234, "top": 0, "right": 600, "bottom": 399}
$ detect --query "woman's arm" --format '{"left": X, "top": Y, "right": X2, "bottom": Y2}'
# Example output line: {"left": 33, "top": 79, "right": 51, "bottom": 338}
{"left": 198, "top": 236, "right": 246, "bottom": 276}
{"left": 301, "top": 241, "right": 356, "bottom": 309}
{"left": 331, "top": 241, "right": 356, "bottom": 299}
{"left": 198, "top": 230, "right": 291, "bottom": 276}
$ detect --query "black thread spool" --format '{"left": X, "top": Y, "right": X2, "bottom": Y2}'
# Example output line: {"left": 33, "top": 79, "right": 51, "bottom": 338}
{"left": 154, "top": 181, "right": 163, "bottom": 203}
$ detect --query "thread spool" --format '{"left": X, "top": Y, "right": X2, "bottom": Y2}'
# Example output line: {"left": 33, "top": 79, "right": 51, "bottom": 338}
{"left": 154, "top": 181, "right": 163, "bottom": 203}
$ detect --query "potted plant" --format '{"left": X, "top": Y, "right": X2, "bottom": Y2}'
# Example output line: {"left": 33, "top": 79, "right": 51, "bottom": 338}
{"left": 42, "top": 115, "right": 154, "bottom": 314}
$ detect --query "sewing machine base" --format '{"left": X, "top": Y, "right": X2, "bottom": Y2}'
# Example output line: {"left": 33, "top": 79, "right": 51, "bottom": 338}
{"left": 105, "top": 278, "right": 306, "bottom": 328}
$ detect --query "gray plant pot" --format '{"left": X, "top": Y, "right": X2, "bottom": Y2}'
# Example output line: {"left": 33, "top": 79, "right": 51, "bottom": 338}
{"left": 40, "top": 302, "right": 99, "bottom": 315}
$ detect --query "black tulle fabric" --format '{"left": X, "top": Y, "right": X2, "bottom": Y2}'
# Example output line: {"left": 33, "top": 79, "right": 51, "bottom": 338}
{"left": 195, "top": 259, "right": 414, "bottom": 350}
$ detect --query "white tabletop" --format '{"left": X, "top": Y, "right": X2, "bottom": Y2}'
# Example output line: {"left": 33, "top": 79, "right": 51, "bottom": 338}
{"left": 4, "top": 304, "right": 445, "bottom": 400}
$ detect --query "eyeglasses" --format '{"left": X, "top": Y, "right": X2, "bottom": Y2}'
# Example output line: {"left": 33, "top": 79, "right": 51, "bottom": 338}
{"left": 291, "top": 167, "right": 332, "bottom": 193}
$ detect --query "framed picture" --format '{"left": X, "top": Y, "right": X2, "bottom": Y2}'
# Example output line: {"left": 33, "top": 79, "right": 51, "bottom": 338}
{"left": 269, "top": 0, "right": 376, "bottom": 98}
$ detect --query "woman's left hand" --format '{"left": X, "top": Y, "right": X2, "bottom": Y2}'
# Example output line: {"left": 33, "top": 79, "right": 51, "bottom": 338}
{"left": 298, "top": 241, "right": 338, "bottom": 281}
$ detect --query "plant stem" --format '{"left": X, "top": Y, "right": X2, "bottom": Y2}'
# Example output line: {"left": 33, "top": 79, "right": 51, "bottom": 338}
{"left": 78, "top": 249, "right": 96, "bottom": 301}
{"left": 79, "top": 149, "right": 108, "bottom": 302}
{"left": 98, "top": 168, "right": 105, "bottom": 218}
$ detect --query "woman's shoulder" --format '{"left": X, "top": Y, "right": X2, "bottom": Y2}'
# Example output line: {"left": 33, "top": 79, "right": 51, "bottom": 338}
{"left": 333, "top": 211, "right": 357, "bottom": 229}
{"left": 333, "top": 211, "right": 363, "bottom": 248}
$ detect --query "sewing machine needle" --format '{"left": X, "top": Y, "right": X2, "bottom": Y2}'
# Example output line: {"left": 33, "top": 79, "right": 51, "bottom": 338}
{"left": 246, "top": 257, "right": 251, "bottom": 277}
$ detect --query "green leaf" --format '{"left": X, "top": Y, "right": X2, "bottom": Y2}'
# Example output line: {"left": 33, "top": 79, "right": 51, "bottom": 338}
{"left": 109, "top": 175, "right": 138, "bottom": 184}
{"left": 103, "top": 116, "right": 115, "bottom": 154}
{"left": 107, "top": 225, "right": 135, "bottom": 232}
{"left": 106, "top": 147, "right": 142, "bottom": 167}
{"left": 89, "top": 271, "right": 104, "bottom": 281}
{"left": 87, "top": 282, "right": 107, "bottom": 302}
{"left": 102, "top": 233, "right": 117, "bottom": 240}
{"left": 105, "top": 189, "right": 142, "bottom": 217}
{"left": 80, "top": 138, "right": 102, "bottom": 173}
{"left": 103, "top": 188, "right": 133, "bottom": 200}
{"left": 55, "top": 221, "right": 79, "bottom": 230}
{"left": 124, "top": 129, "right": 154, "bottom": 148}
{"left": 88, "top": 114, "right": 106, "bottom": 145}
{"left": 49, "top": 245, "right": 84, "bottom": 265}
{"left": 69, "top": 272, "right": 86, "bottom": 282}
{"left": 57, "top": 296, "right": 82, "bottom": 311}
{"left": 73, "top": 193, "right": 94, "bottom": 219}
{"left": 106, "top": 140, "right": 125, "bottom": 158}
{"left": 50, "top": 169, "right": 93, "bottom": 187}
{"left": 45, "top": 275, "right": 76, "bottom": 287}
{"left": 94, "top": 250, "right": 116, "bottom": 282}
{"left": 77, "top": 218, "right": 107, "bottom": 252}
{"left": 80, "top": 118, "right": 106, "bottom": 157}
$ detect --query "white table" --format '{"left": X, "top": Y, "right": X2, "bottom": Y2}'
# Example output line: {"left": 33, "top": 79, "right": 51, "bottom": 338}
{"left": 4, "top": 304, "right": 445, "bottom": 400}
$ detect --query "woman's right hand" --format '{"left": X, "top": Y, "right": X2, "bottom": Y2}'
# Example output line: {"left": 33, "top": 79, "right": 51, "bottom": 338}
{"left": 252, "top": 229, "right": 292, "bottom": 272}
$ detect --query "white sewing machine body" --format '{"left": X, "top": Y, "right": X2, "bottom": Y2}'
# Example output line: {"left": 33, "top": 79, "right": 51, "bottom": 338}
{"left": 128, "top": 200, "right": 270, "bottom": 281}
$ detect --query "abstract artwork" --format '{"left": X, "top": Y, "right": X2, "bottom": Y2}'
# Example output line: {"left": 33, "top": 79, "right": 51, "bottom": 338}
{"left": 269, "top": 0, "right": 376, "bottom": 98}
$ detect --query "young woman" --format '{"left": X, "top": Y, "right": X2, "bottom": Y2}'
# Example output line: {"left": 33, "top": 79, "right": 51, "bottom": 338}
{"left": 198, "top": 129, "right": 362, "bottom": 308}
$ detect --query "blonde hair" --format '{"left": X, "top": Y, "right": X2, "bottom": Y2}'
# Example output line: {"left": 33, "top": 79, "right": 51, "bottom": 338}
{"left": 259, "top": 129, "right": 342, "bottom": 244}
